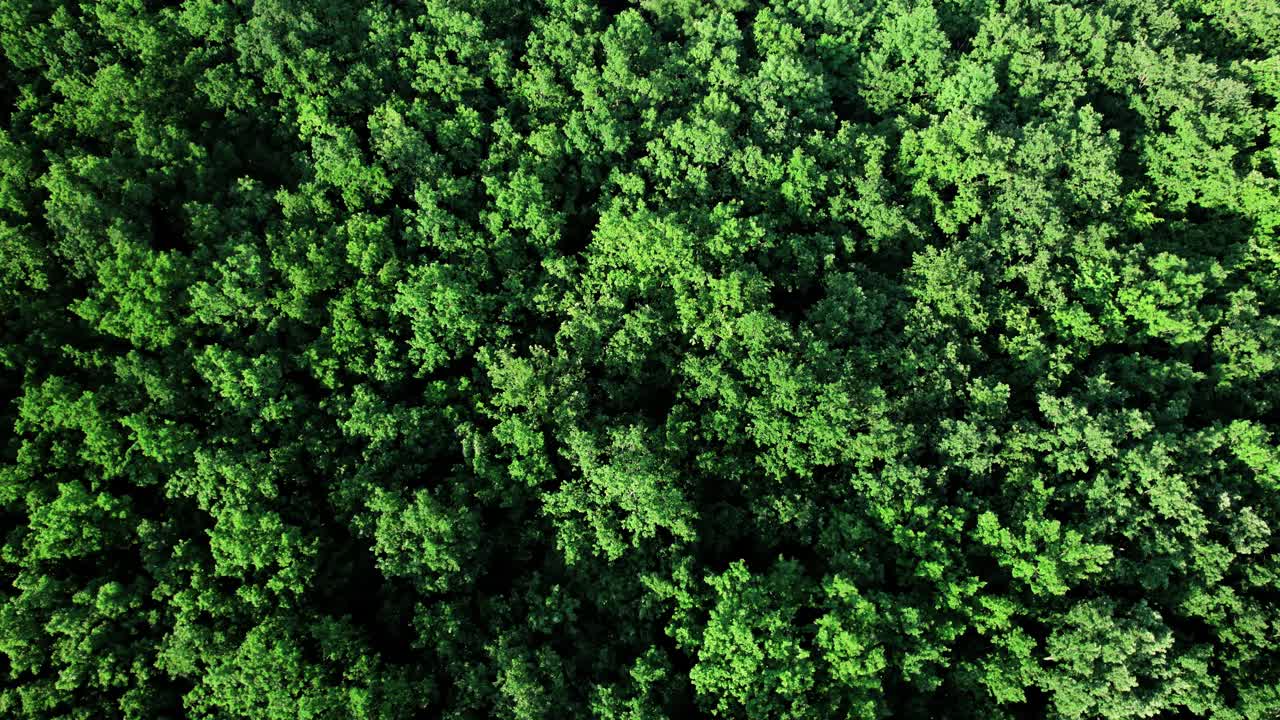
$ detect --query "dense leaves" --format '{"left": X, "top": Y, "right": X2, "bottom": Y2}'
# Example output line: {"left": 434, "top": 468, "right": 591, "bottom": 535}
{"left": 2, "top": 0, "right": 1280, "bottom": 717}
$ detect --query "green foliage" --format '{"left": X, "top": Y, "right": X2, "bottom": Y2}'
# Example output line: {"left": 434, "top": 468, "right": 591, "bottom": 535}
{"left": 2, "top": 0, "right": 1279, "bottom": 717}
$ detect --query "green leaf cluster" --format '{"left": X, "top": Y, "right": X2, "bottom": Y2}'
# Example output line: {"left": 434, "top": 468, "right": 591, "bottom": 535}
{"left": 2, "top": 0, "right": 1280, "bottom": 717}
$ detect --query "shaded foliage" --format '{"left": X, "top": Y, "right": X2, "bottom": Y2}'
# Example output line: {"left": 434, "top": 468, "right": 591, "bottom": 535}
{"left": 2, "top": 0, "right": 1280, "bottom": 717}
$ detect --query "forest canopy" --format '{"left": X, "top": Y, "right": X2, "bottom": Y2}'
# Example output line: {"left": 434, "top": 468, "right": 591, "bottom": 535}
{"left": 2, "top": 0, "right": 1280, "bottom": 717}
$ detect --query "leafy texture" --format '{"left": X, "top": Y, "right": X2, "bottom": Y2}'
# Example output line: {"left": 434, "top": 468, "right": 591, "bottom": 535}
{"left": 2, "top": 0, "right": 1279, "bottom": 717}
